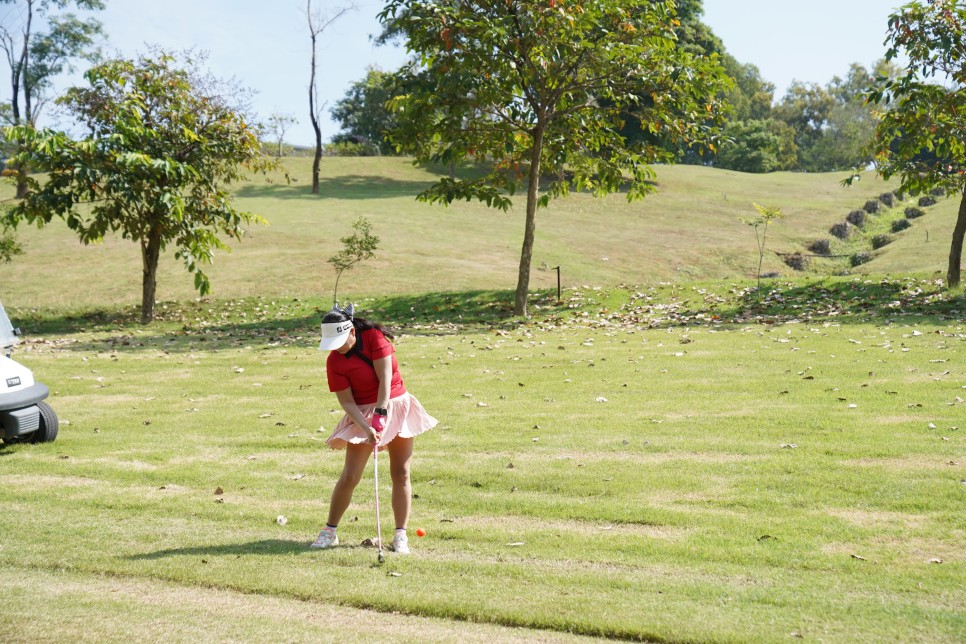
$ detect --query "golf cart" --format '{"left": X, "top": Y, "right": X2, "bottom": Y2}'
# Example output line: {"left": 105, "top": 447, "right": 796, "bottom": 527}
{"left": 0, "top": 301, "right": 58, "bottom": 444}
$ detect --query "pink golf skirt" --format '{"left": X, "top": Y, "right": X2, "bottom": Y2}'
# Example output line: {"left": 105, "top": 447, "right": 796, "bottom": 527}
{"left": 325, "top": 392, "right": 438, "bottom": 450}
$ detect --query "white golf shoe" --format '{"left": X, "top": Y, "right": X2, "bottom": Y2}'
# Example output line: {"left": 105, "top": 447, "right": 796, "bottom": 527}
{"left": 310, "top": 527, "right": 339, "bottom": 549}
{"left": 392, "top": 531, "right": 410, "bottom": 554}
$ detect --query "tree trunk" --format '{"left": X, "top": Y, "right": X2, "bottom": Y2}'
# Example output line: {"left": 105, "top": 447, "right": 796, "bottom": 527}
{"left": 140, "top": 230, "right": 162, "bottom": 324}
{"left": 312, "top": 139, "right": 322, "bottom": 194}
{"left": 514, "top": 128, "right": 545, "bottom": 317}
{"left": 948, "top": 189, "right": 966, "bottom": 288}
{"left": 14, "top": 169, "right": 29, "bottom": 199}
{"left": 307, "top": 5, "right": 322, "bottom": 195}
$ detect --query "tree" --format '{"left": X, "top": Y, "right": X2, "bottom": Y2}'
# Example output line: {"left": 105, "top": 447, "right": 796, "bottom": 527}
{"left": 380, "top": 0, "right": 729, "bottom": 316}
{"left": 2, "top": 51, "right": 278, "bottom": 323}
{"left": 0, "top": 0, "right": 104, "bottom": 197}
{"left": 330, "top": 67, "right": 398, "bottom": 155}
{"left": 265, "top": 111, "right": 297, "bottom": 157}
{"left": 328, "top": 216, "right": 379, "bottom": 306}
{"left": 851, "top": 0, "right": 966, "bottom": 287}
{"left": 773, "top": 81, "right": 837, "bottom": 171}
{"left": 306, "top": 0, "right": 354, "bottom": 194}
{"left": 715, "top": 119, "right": 797, "bottom": 173}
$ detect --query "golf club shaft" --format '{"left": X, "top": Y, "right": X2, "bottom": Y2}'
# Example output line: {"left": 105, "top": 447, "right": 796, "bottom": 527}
{"left": 373, "top": 441, "right": 383, "bottom": 560}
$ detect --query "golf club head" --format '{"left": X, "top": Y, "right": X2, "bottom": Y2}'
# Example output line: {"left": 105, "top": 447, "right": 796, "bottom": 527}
{"left": 378, "top": 552, "right": 385, "bottom": 564}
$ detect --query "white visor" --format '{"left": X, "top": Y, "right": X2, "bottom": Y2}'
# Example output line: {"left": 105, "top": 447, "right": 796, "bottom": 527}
{"left": 318, "top": 320, "right": 353, "bottom": 350}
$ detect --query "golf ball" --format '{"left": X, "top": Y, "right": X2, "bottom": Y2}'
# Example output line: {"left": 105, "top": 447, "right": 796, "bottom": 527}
{"left": 416, "top": 528, "right": 426, "bottom": 537}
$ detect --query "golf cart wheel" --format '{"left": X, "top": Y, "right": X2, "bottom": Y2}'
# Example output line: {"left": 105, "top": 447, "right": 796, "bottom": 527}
{"left": 31, "top": 401, "right": 59, "bottom": 443}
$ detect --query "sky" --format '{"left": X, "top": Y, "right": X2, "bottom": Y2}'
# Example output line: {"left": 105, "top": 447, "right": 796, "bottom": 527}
{"left": 6, "top": 0, "right": 905, "bottom": 146}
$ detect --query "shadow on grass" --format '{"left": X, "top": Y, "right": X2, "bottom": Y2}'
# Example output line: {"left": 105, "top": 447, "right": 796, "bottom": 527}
{"left": 9, "top": 289, "right": 564, "bottom": 354}
{"left": 8, "top": 280, "right": 962, "bottom": 356}
{"left": 127, "top": 539, "right": 389, "bottom": 559}
{"left": 127, "top": 539, "right": 317, "bottom": 559}
{"left": 234, "top": 175, "right": 435, "bottom": 201}
{"left": 724, "top": 278, "right": 963, "bottom": 324}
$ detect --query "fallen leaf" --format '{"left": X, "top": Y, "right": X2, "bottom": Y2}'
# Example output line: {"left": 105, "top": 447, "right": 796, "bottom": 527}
{"left": 928, "top": 558, "right": 943, "bottom": 564}
{"left": 595, "top": 396, "right": 609, "bottom": 403}
{"left": 214, "top": 487, "right": 224, "bottom": 495}
{"left": 388, "top": 571, "right": 403, "bottom": 577}
{"left": 851, "top": 554, "right": 867, "bottom": 561}
{"left": 276, "top": 515, "right": 287, "bottom": 526}
{"left": 506, "top": 542, "right": 525, "bottom": 547}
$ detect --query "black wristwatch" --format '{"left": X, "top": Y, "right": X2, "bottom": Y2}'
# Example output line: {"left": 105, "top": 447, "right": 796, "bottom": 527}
{"left": 374, "top": 407, "right": 388, "bottom": 416}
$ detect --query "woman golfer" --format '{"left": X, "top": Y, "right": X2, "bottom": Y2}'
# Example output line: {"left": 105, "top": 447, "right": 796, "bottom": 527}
{"left": 311, "top": 304, "right": 437, "bottom": 554}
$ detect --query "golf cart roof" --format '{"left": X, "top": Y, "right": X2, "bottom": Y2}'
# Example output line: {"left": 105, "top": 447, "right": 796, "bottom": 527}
{"left": 0, "top": 301, "right": 19, "bottom": 349}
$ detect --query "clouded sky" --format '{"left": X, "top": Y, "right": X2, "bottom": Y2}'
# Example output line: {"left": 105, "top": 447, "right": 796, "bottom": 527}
{"left": 7, "top": 0, "right": 904, "bottom": 146}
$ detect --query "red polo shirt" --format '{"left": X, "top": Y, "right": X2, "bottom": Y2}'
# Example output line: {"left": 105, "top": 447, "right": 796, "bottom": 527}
{"left": 325, "top": 328, "right": 406, "bottom": 405}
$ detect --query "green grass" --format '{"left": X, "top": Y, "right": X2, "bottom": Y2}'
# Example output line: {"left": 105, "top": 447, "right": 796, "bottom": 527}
{"left": 0, "top": 282, "right": 963, "bottom": 642}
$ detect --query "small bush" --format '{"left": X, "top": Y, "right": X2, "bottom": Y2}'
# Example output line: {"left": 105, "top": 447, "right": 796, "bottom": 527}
{"left": 850, "top": 252, "right": 872, "bottom": 267}
{"left": 863, "top": 200, "right": 880, "bottom": 214}
{"left": 846, "top": 210, "right": 866, "bottom": 227}
{"left": 830, "top": 222, "right": 852, "bottom": 239}
{"left": 808, "top": 239, "right": 831, "bottom": 256}
{"left": 931, "top": 187, "right": 945, "bottom": 197}
{"left": 782, "top": 253, "right": 808, "bottom": 271}
{"left": 892, "top": 218, "right": 912, "bottom": 233}
{"left": 905, "top": 207, "right": 925, "bottom": 219}
{"left": 918, "top": 195, "right": 937, "bottom": 207}
{"left": 871, "top": 234, "right": 893, "bottom": 249}
{"left": 879, "top": 192, "right": 895, "bottom": 207}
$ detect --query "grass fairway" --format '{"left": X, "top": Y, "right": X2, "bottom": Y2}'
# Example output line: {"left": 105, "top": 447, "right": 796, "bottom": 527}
{"left": 0, "top": 282, "right": 963, "bottom": 642}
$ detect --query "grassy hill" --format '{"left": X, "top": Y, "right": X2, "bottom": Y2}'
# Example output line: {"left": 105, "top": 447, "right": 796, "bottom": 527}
{"left": 0, "top": 156, "right": 960, "bottom": 310}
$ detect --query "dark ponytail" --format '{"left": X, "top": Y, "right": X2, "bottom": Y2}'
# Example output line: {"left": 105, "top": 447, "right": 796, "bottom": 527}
{"left": 352, "top": 316, "right": 395, "bottom": 342}
{"left": 324, "top": 304, "right": 394, "bottom": 342}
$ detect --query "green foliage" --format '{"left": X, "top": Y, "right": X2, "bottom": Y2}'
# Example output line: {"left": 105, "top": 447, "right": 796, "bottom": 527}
{"left": 852, "top": 0, "right": 966, "bottom": 287}
{"left": 716, "top": 119, "right": 797, "bottom": 173}
{"left": 330, "top": 67, "right": 399, "bottom": 155}
{"left": 2, "top": 50, "right": 278, "bottom": 323}
{"left": 380, "top": 0, "right": 730, "bottom": 316}
{"left": 328, "top": 217, "right": 379, "bottom": 306}
{"left": 0, "top": 0, "right": 105, "bottom": 195}
{"left": 0, "top": 220, "right": 21, "bottom": 263}
{"left": 740, "top": 203, "right": 783, "bottom": 295}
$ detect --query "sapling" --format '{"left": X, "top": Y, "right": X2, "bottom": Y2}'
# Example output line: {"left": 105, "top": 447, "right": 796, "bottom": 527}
{"left": 740, "top": 203, "right": 782, "bottom": 298}
{"left": 328, "top": 217, "right": 379, "bottom": 306}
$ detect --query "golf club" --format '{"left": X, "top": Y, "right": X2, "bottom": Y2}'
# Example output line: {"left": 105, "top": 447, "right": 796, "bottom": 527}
{"left": 373, "top": 439, "right": 385, "bottom": 564}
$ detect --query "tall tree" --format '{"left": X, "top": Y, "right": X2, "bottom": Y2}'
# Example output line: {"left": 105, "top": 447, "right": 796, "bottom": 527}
{"left": 852, "top": 0, "right": 966, "bottom": 287}
{"left": 0, "top": 0, "right": 104, "bottom": 197}
{"left": 306, "top": 0, "right": 354, "bottom": 194}
{"left": 330, "top": 67, "right": 397, "bottom": 154}
{"left": 773, "top": 81, "right": 836, "bottom": 170}
{"left": 3, "top": 51, "right": 278, "bottom": 323}
{"left": 380, "top": 0, "right": 729, "bottom": 316}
